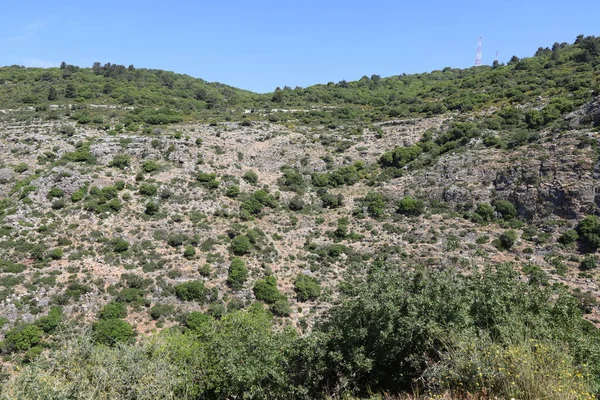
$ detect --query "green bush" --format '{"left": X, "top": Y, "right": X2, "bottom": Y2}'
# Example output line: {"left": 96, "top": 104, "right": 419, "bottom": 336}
{"left": 492, "top": 199, "right": 517, "bottom": 220}
{"left": 577, "top": 215, "right": 600, "bottom": 250}
{"left": 253, "top": 276, "right": 282, "bottom": 304}
{"left": 294, "top": 274, "right": 321, "bottom": 301}
{"left": 139, "top": 183, "right": 158, "bottom": 196}
{"left": 112, "top": 238, "right": 130, "bottom": 253}
{"left": 3, "top": 323, "right": 43, "bottom": 352}
{"left": 142, "top": 160, "right": 159, "bottom": 173}
{"left": 231, "top": 235, "right": 252, "bottom": 255}
{"left": 497, "top": 230, "right": 518, "bottom": 250}
{"left": 559, "top": 229, "right": 579, "bottom": 245}
{"left": 93, "top": 319, "right": 135, "bottom": 345}
{"left": 99, "top": 301, "right": 127, "bottom": 320}
{"left": 109, "top": 154, "right": 131, "bottom": 169}
{"left": 183, "top": 245, "right": 195, "bottom": 259}
{"left": 149, "top": 304, "right": 175, "bottom": 320}
{"left": 397, "top": 196, "right": 424, "bottom": 216}
{"left": 174, "top": 281, "right": 205, "bottom": 302}
{"left": 34, "top": 306, "right": 63, "bottom": 334}
{"left": 227, "top": 258, "right": 248, "bottom": 290}
{"left": 475, "top": 203, "right": 495, "bottom": 221}
{"left": 242, "top": 170, "right": 258, "bottom": 185}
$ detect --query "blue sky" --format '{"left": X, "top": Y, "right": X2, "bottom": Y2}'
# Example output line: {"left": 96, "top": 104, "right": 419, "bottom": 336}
{"left": 1, "top": 0, "right": 599, "bottom": 93}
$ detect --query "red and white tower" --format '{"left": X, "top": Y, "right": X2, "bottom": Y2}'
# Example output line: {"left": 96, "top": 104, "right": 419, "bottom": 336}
{"left": 475, "top": 36, "right": 483, "bottom": 66}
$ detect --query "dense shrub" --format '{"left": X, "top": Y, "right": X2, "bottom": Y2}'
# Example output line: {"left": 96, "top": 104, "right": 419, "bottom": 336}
{"left": 578, "top": 215, "right": 600, "bottom": 250}
{"left": 231, "top": 235, "right": 252, "bottom": 255}
{"left": 93, "top": 319, "right": 135, "bottom": 345}
{"left": 253, "top": 276, "right": 282, "bottom": 304}
{"left": 294, "top": 274, "right": 321, "bottom": 301}
{"left": 396, "top": 196, "right": 424, "bottom": 216}
{"left": 227, "top": 258, "right": 248, "bottom": 290}
{"left": 3, "top": 324, "right": 43, "bottom": 352}
{"left": 99, "top": 301, "right": 127, "bottom": 320}
{"left": 174, "top": 281, "right": 206, "bottom": 302}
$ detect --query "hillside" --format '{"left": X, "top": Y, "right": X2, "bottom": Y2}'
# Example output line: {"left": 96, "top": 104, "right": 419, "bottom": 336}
{"left": 0, "top": 35, "right": 600, "bottom": 399}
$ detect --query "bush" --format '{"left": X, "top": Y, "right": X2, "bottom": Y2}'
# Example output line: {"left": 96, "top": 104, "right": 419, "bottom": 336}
{"left": 149, "top": 304, "right": 175, "bottom": 320}
{"left": 174, "top": 281, "right": 205, "bottom": 302}
{"left": 48, "top": 248, "right": 63, "bottom": 260}
{"left": 559, "top": 229, "right": 579, "bottom": 245}
{"left": 183, "top": 245, "right": 195, "bottom": 259}
{"left": 109, "top": 154, "right": 131, "bottom": 169}
{"left": 139, "top": 183, "right": 158, "bottom": 196}
{"left": 142, "top": 160, "right": 159, "bottom": 173}
{"left": 99, "top": 301, "right": 127, "bottom": 320}
{"left": 492, "top": 199, "right": 517, "bottom": 220}
{"left": 497, "top": 230, "right": 518, "bottom": 250}
{"left": 580, "top": 255, "right": 598, "bottom": 271}
{"left": 112, "top": 238, "right": 130, "bottom": 253}
{"left": 270, "top": 299, "right": 292, "bottom": 316}
{"left": 294, "top": 274, "right": 321, "bottom": 301}
{"left": 363, "top": 192, "right": 386, "bottom": 217}
{"left": 243, "top": 170, "right": 258, "bottom": 185}
{"left": 3, "top": 324, "right": 43, "bottom": 352}
{"left": 231, "top": 235, "right": 252, "bottom": 255}
{"left": 475, "top": 203, "right": 495, "bottom": 221}
{"left": 145, "top": 201, "right": 159, "bottom": 215}
{"left": 397, "top": 196, "right": 424, "bottom": 216}
{"left": 227, "top": 258, "right": 248, "bottom": 290}
{"left": 577, "top": 215, "right": 600, "bottom": 250}
{"left": 253, "top": 276, "right": 281, "bottom": 304}
{"left": 225, "top": 185, "right": 240, "bottom": 198}
{"left": 35, "top": 307, "right": 63, "bottom": 333}
{"left": 93, "top": 319, "right": 135, "bottom": 345}
{"left": 288, "top": 196, "right": 305, "bottom": 211}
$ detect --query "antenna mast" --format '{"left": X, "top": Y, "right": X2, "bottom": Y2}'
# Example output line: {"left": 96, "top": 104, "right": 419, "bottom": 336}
{"left": 476, "top": 36, "right": 483, "bottom": 66}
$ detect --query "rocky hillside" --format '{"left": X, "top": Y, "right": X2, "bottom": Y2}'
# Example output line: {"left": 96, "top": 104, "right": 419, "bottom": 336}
{"left": 0, "top": 34, "right": 600, "bottom": 399}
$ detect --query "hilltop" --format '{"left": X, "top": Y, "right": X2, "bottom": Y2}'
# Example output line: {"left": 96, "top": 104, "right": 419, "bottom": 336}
{"left": 0, "top": 34, "right": 599, "bottom": 399}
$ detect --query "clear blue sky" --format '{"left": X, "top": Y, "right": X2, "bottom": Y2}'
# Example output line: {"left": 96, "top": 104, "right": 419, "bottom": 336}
{"left": 1, "top": 0, "right": 598, "bottom": 93}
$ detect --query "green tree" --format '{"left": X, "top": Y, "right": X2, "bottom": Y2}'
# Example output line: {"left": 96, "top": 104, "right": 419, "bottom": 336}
{"left": 231, "top": 235, "right": 252, "bottom": 255}
{"left": 99, "top": 301, "right": 127, "bottom": 320}
{"left": 253, "top": 276, "right": 281, "bottom": 303}
{"left": 294, "top": 274, "right": 321, "bottom": 301}
{"left": 3, "top": 324, "right": 43, "bottom": 352}
{"left": 397, "top": 196, "right": 424, "bottom": 216}
{"left": 578, "top": 215, "right": 600, "bottom": 250}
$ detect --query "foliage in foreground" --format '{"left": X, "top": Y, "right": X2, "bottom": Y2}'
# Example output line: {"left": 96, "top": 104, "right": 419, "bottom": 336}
{"left": 2, "top": 265, "right": 598, "bottom": 400}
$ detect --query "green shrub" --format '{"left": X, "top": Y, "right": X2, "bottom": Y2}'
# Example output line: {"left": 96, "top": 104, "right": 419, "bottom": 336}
{"left": 475, "top": 203, "right": 495, "bottom": 221}
{"left": 145, "top": 201, "right": 159, "bottom": 215}
{"left": 3, "top": 323, "right": 43, "bottom": 352}
{"left": 139, "top": 183, "right": 158, "bottom": 196}
{"left": 231, "top": 235, "right": 252, "bottom": 255}
{"left": 577, "top": 215, "right": 600, "bottom": 250}
{"left": 112, "top": 238, "right": 130, "bottom": 253}
{"left": 142, "top": 160, "right": 159, "bottom": 173}
{"left": 149, "top": 304, "right": 175, "bottom": 320}
{"left": 99, "top": 301, "right": 127, "bottom": 320}
{"left": 294, "top": 274, "right": 321, "bottom": 301}
{"left": 183, "top": 245, "right": 195, "bottom": 259}
{"left": 253, "top": 276, "right": 281, "bottom": 304}
{"left": 225, "top": 185, "right": 240, "bottom": 198}
{"left": 580, "top": 255, "right": 598, "bottom": 271}
{"left": 109, "top": 154, "right": 131, "bottom": 169}
{"left": 174, "top": 281, "right": 205, "bottom": 302}
{"left": 497, "top": 230, "right": 518, "bottom": 250}
{"left": 558, "top": 229, "right": 579, "bottom": 245}
{"left": 397, "top": 196, "right": 424, "bottom": 216}
{"left": 35, "top": 307, "right": 63, "bottom": 334}
{"left": 227, "top": 258, "right": 248, "bottom": 290}
{"left": 48, "top": 248, "right": 63, "bottom": 260}
{"left": 93, "top": 319, "right": 135, "bottom": 345}
{"left": 243, "top": 170, "right": 258, "bottom": 185}
{"left": 492, "top": 199, "right": 517, "bottom": 220}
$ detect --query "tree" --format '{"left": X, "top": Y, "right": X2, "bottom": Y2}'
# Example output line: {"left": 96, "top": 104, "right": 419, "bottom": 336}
{"left": 48, "top": 86, "right": 58, "bottom": 101}
{"left": 109, "top": 154, "right": 131, "bottom": 169}
{"left": 243, "top": 170, "right": 258, "bottom": 185}
{"left": 65, "top": 83, "right": 77, "bottom": 98}
{"left": 227, "top": 258, "right": 248, "bottom": 290}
